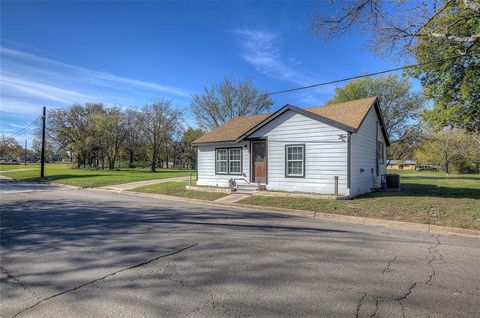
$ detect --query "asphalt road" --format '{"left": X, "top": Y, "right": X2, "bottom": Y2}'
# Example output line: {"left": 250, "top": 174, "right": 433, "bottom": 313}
{"left": 1, "top": 180, "right": 479, "bottom": 318}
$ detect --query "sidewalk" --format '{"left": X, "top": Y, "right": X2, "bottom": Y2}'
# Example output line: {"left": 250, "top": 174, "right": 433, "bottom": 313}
{"left": 100, "top": 176, "right": 190, "bottom": 191}
{"left": 0, "top": 168, "right": 36, "bottom": 173}
{"left": 214, "top": 193, "right": 251, "bottom": 203}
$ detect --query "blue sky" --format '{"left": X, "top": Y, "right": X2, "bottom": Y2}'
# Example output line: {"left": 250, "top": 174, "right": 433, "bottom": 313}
{"left": 1, "top": 1, "right": 409, "bottom": 144}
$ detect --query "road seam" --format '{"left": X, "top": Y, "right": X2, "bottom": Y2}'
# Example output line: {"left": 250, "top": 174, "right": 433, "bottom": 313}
{"left": 10, "top": 243, "right": 198, "bottom": 318}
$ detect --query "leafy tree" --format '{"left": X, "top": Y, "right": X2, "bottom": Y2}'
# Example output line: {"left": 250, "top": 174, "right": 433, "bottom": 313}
{"left": 181, "top": 128, "right": 203, "bottom": 169}
{"left": 140, "top": 99, "right": 182, "bottom": 172}
{"left": 328, "top": 74, "right": 424, "bottom": 142}
{"left": 0, "top": 135, "right": 20, "bottom": 158}
{"left": 95, "top": 107, "right": 126, "bottom": 169}
{"left": 191, "top": 77, "right": 273, "bottom": 130}
{"left": 415, "top": 128, "right": 477, "bottom": 174}
{"left": 123, "top": 108, "right": 144, "bottom": 167}
{"left": 311, "top": 0, "right": 480, "bottom": 132}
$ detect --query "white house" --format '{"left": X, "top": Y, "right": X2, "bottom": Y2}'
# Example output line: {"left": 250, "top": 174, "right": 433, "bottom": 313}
{"left": 192, "top": 96, "right": 389, "bottom": 198}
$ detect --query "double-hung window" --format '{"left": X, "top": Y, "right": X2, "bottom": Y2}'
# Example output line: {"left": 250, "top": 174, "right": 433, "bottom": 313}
{"left": 215, "top": 148, "right": 242, "bottom": 175}
{"left": 216, "top": 149, "right": 228, "bottom": 174}
{"left": 228, "top": 148, "right": 242, "bottom": 174}
{"left": 286, "top": 144, "right": 305, "bottom": 177}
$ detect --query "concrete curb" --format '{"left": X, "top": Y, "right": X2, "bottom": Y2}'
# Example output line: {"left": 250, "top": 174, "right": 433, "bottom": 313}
{"left": 92, "top": 188, "right": 480, "bottom": 240}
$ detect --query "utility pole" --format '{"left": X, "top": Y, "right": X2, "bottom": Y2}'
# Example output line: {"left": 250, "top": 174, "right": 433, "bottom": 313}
{"left": 24, "top": 139, "right": 27, "bottom": 165}
{"left": 40, "top": 107, "right": 46, "bottom": 178}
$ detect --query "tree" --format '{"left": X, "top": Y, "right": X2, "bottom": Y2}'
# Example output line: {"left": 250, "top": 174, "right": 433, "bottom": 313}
{"left": 95, "top": 107, "right": 126, "bottom": 170}
{"left": 415, "top": 128, "right": 477, "bottom": 174}
{"left": 388, "top": 127, "right": 424, "bottom": 160}
{"left": 181, "top": 128, "right": 203, "bottom": 169}
{"left": 50, "top": 103, "right": 106, "bottom": 168}
{"left": 311, "top": 0, "right": 480, "bottom": 132}
{"left": 141, "top": 99, "right": 182, "bottom": 172}
{"left": 123, "top": 108, "right": 144, "bottom": 167}
{"left": 328, "top": 74, "right": 424, "bottom": 142}
{"left": 190, "top": 77, "right": 273, "bottom": 131}
{"left": 0, "top": 135, "right": 20, "bottom": 158}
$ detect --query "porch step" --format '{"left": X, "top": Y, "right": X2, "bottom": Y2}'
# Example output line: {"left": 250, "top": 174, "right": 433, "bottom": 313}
{"left": 235, "top": 183, "right": 266, "bottom": 194}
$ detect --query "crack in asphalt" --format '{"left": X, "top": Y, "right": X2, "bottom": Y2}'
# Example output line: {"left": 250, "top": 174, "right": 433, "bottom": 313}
{"left": 0, "top": 264, "right": 39, "bottom": 300}
{"left": 355, "top": 293, "right": 367, "bottom": 318}
{"left": 382, "top": 255, "right": 397, "bottom": 274}
{"left": 425, "top": 235, "right": 442, "bottom": 285}
{"left": 10, "top": 243, "right": 199, "bottom": 318}
{"left": 396, "top": 282, "right": 417, "bottom": 318}
{"left": 370, "top": 298, "right": 380, "bottom": 317}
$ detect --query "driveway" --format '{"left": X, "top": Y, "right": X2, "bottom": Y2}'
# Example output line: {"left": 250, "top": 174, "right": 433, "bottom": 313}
{"left": 1, "top": 181, "right": 479, "bottom": 317}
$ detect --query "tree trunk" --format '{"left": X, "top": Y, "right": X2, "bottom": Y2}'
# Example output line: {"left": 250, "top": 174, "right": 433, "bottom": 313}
{"left": 129, "top": 150, "right": 134, "bottom": 167}
{"left": 151, "top": 146, "right": 157, "bottom": 172}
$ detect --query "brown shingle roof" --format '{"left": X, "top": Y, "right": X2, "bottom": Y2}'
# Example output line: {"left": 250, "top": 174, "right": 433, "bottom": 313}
{"left": 193, "top": 96, "right": 378, "bottom": 144}
{"left": 193, "top": 113, "right": 270, "bottom": 144}
{"left": 306, "top": 96, "right": 377, "bottom": 130}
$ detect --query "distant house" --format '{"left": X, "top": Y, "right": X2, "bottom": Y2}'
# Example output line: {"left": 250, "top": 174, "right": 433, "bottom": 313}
{"left": 387, "top": 160, "right": 417, "bottom": 170}
{"left": 192, "top": 97, "right": 389, "bottom": 198}
{"left": 387, "top": 160, "right": 401, "bottom": 170}
{"left": 402, "top": 160, "right": 417, "bottom": 170}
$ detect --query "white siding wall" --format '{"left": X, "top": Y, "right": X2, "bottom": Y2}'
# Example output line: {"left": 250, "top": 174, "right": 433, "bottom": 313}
{"left": 350, "top": 107, "right": 387, "bottom": 197}
{"left": 250, "top": 111, "right": 349, "bottom": 195}
{"left": 197, "top": 141, "right": 250, "bottom": 187}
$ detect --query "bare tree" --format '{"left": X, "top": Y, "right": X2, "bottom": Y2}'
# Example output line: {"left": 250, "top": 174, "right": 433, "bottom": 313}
{"left": 311, "top": 0, "right": 480, "bottom": 55}
{"left": 191, "top": 77, "right": 273, "bottom": 131}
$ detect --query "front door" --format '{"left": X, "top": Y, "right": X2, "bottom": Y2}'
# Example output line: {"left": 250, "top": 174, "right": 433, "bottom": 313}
{"left": 252, "top": 141, "right": 267, "bottom": 183}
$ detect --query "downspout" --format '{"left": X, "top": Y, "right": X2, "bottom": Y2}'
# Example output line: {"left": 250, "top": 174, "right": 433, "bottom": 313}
{"left": 347, "top": 132, "right": 351, "bottom": 195}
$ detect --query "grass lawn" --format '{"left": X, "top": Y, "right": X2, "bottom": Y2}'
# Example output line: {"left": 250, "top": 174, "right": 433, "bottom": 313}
{"left": 240, "top": 170, "right": 480, "bottom": 230}
{"left": 0, "top": 163, "right": 195, "bottom": 188}
{"left": 133, "top": 181, "right": 228, "bottom": 201}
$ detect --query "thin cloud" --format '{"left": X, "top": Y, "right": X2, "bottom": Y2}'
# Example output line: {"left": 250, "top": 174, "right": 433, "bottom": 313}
{"left": 233, "top": 28, "right": 335, "bottom": 103}
{"left": 234, "top": 29, "right": 319, "bottom": 86}
{"left": 1, "top": 48, "right": 193, "bottom": 98}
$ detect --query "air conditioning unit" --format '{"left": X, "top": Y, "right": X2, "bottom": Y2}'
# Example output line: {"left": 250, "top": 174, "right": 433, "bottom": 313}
{"left": 386, "top": 174, "right": 400, "bottom": 190}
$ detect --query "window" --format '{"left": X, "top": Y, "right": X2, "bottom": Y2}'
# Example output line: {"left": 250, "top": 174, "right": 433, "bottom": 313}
{"left": 215, "top": 147, "right": 242, "bottom": 175}
{"left": 285, "top": 145, "right": 305, "bottom": 177}
{"left": 377, "top": 142, "right": 385, "bottom": 164}
{"left": 229, "top": 148, "right": 241, "bottom": 174}
{"left": 216, "top": 149, "right": 228, "bottom": 174}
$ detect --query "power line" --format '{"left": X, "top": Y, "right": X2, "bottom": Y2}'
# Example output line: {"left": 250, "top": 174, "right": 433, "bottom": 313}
{"left": 268, "top": 50, "right": 479, "bottom": 95}
{"left": 10, "top": 117, "right": 42, "bottom": 137}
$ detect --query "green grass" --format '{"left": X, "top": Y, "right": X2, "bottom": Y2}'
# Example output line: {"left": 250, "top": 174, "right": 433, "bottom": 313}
{"left": 240, "top": 170, "right": 480, "bottom": 230}
{"left": 0, "top": 163, "right": 194, "bottom": 188}
{"left": 134, "top": 181, "right": 228, "bottom": 201}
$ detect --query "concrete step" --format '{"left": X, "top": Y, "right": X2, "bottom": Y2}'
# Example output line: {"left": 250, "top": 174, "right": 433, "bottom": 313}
{"left": 235, "top": 183, "right": 266, "bottom": 194}
{"left": 235, "top": 189, "right": 257, "bottom": 194}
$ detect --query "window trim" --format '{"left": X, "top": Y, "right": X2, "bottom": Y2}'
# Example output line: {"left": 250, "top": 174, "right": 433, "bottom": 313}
{"left": 215, "top": 147, "right": 243, "bottom": 175}
{"left": 285, "top": 144, "right": 305, "bottom": 178}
